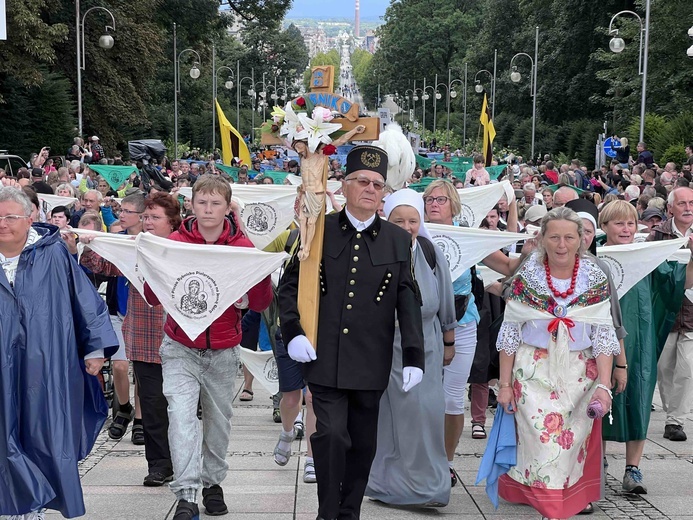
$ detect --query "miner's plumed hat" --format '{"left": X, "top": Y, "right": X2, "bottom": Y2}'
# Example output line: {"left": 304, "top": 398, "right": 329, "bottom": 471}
{"left": 345, "top": 145, "right": 388, "bottom": 179}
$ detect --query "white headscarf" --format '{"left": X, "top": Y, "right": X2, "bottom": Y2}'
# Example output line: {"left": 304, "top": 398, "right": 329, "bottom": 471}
{"left": 382, "top": 188, "right": 433, "bottom": 242}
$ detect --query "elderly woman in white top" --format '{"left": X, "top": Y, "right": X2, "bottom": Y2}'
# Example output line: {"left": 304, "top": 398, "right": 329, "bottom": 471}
{"left": 496, "top": 206, "right": 620, "bottom": 520}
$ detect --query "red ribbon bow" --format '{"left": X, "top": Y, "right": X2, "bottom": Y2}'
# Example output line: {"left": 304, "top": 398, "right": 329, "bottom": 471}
{"left": 547, "top": 317, "right": 575, "bottom": 342}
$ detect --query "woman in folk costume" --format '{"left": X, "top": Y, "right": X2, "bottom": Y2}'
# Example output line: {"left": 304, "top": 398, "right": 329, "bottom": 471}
{"left": 598, "top": 200, "right": 690, "bottom": 494}
{"left": 496, "top": 207, "right": 621, "bottom": 520}
{"left": 366, "top": 188, "right": 457, "bottom": 507}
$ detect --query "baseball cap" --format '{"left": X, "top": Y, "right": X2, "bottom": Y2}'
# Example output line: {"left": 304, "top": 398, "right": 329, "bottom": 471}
{"left": 524, "top": 204, "right": 548, "bottom": 224}
{"left": 31, "top": 167, "right": 44, "bottom": 178}
{"left": 641, "top": 208, "right": 665, "bottom": 221}
{"left": 91, "top": 136, "right": 100, "bottom": 141}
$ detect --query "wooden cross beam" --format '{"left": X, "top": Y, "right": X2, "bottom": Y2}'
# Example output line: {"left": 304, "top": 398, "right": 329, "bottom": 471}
{"left": 263, "top": 66, "right": 379, "bottom": 347}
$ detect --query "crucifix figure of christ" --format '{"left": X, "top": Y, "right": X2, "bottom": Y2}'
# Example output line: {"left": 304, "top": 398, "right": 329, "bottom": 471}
{"left": 294, "top": 124, "right": 366, "bottom": 261}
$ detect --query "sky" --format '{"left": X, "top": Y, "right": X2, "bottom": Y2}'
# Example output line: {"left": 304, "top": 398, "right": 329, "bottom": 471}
{"left": 286, "top": 0, "right": 390, "bottom": 19}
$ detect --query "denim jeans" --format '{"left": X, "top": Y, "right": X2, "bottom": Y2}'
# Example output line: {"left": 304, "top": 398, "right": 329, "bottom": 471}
{"left": 160, "top": 335, "right": 240, "bottom": 503}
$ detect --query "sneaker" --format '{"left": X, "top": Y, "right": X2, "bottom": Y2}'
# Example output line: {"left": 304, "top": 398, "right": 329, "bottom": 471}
{"left": 294, "top": 420, "right": 305, "bottom": 440}
{"left": 622, "top": 467, "right": 647, "bottom": 494}
{"left": 202, "top": 484, "right": 228, "bottom": 516}
{"left": 173, "top": 500, "right": 199, "bottom": 520}
{"left": 304, "top": 460, "right": 317, "bottom": 483}
{"left": 664, "top": 424, "right": 687, "bottom": 441}
{"left": 143, "top": 471, "right": 173, "bottom": 487}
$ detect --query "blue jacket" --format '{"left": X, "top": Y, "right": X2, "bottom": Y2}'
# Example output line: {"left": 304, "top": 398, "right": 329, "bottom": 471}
{"left": 0, "top": 224, "right": 118, "bottom": 517}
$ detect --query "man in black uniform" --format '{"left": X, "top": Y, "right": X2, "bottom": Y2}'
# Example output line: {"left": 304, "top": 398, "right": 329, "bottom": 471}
{"left": 278, "top": 145, "right": 425, "bottom": 520}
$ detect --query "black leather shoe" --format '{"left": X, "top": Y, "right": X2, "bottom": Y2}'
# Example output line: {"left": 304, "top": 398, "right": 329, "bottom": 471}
{"left": 172, "top": 500, "right": 199, "bottom": 520}
{"left": 664, "top": 424, "right": 687, "bottom": 441}
{"left": 202, "top": 484, "right": 228, "bottom": 516}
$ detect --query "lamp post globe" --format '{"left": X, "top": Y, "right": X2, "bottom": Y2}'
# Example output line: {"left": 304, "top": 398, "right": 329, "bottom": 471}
{"left": 423, "top": 93, "right": 429, "bottom": 101}
{"left": 413, "top": 95, "right": 419, "bottom": 101}
{"left": 688, "top": 44, "right": 693, "bottom": 58}
{"left": 435, "top": 91, "right": 442, "bottom": 100}
{"left": 450, "top": 90, "right": 457, "bottom": 98}
{"left": 609, "top": 36, "right": 626, "bottom": 53}
{"left": 99, "top": 33, "right": 114, "bottom": 50}
{"left": 248, "top": 89, "right": 254, "bottom": 96}
{"left": 225, "top": 80, "right": 234, "bottom": 90}
{"left": 510, "top": 70, "right": 521, "bottom": 83}
{"left": 189, "top": 65, "right": 200, "bottom": 79}
{"left": 474, "top": 83, "right": 483, "bottom": 93}
{"left": 688, "top": 25, "right": 693, "bottom": 38}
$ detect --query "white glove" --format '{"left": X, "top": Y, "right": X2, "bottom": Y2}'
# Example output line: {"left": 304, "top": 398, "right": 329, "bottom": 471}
{"left": 402, "top": 366, "right": 423, "bottom": 392}
{"left": 234, "top": 294, "right": 249, "bottom": 309}
{"left": 287, "top": 335, "right": 317, "bottom": 363}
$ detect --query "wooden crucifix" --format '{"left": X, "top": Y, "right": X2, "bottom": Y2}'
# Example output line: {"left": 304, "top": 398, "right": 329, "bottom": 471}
{"left": 261, "top": 65, "right": 380, "bottom": 347}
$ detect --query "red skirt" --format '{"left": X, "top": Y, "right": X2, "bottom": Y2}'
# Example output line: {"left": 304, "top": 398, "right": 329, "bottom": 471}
{"left": 499, "top": 418, "right": 604, "bottom": 519}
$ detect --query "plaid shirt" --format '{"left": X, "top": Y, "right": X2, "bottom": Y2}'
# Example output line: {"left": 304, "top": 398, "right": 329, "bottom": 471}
{"left": 123, "top": 284, "right": 165, "bottom": 364}
{"left": 81, "top": 249, "right": 165, "bottom": 363}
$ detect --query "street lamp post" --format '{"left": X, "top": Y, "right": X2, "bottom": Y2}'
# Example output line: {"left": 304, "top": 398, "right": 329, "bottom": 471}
{"left": 174, "top": 44, "right": 202, "bottom": 161}
{"left": 76, "top": 0, "right": 116, "bottom": 137}
{"left": 405, "top": 88, "right": 415, "bottom": 124}
{"left": 238, "top": 68, "right": 254, "bottom": 143}
{"left": 212, "top": 43, "right": 235, "bottom": 153}
{"left": 422, "top": 79, "right": 435, "bottom": 139}
{"left": 510, "top": 26, "right": 539, "bottom": 161}
{"left": 607, "top": 1, "right": 650, "bottom": 143}
{"left": 445, "top": 68, "right": 464, "bottom": 145}
{"left": 463, "top": 62, "right": 467, "bottom": 147}
{"left": 474, "top": 69, "right": 495, "bottom": 114}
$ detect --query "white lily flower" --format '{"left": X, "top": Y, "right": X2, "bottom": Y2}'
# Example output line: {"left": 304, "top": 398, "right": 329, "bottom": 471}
{"left": 297, "top": 112, "right": 342, "bottom": 153}
{"left": 279, "top": 102, "right": 305, "bottom": 143}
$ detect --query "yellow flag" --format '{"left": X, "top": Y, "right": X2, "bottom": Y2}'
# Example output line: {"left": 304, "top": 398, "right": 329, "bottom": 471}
{"left": 479, "top": 93, "right": 496, "bottom": 166}
{"left": 215, "top": 99, "right": 251, "bottom": 166}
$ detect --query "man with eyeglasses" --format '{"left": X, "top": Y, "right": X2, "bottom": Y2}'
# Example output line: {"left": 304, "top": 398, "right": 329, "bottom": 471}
{"left": 279, "top": 145, "right": 425, "bottom": 520}
{"left": 0, "top": 185, "right": 118, "bottom": 519}
{"left": 81, "top": 192, "right": 145, "bottom": 443}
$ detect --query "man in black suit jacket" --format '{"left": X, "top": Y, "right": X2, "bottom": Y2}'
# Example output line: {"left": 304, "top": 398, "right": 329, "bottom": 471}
{"left": 279, "top": 145, "right": 425, "bottom": 520}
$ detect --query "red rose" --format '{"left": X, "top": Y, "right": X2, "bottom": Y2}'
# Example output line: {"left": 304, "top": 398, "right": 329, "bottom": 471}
{"left": 513, "top": 379, "right": 523, "bottom": 401}
{"left": 549, "top": 390, "right": 559, "bottom": 400}
{"left": 585, "top": 357, "right": 598, "bottom": 381}
{"left": 556, "top": 429, "right": 575, "bottom": 450}
{"left": 531, "top": 480, "right": 547, "bottom": 489}
{"left": 540, "top": 431, "right": 550, "bottom": 444}
{"left": 322, "top": 144, "right": 337, "bottom": 156}
{"left": 543, "top": 412, "right": 564, "bottom": 434}
{"left": 533, "top": 348, "right": 548, "bottom": 361}
{"left": 296, "top": 97, "right": 306, "bottom": 107}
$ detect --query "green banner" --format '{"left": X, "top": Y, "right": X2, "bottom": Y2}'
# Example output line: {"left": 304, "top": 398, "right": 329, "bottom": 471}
{"left": 261, "top": 170, "right": 289, "bottom": 184}
{"left": 408, "top": 176, "right": 439, "bottom": 193}
{"left": 89, "top": 164, "right": 138, "bottom": 190}
{"left": 215, "top": 164, "right": 240, "bottom": 181}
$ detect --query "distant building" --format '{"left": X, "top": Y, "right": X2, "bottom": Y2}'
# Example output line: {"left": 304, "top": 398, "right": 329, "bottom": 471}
{"left": 365, "top": 30, "right": 378, "bottom": 53}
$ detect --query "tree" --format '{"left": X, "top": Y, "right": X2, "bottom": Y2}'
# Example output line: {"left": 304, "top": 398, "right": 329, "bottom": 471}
{"left": 0, "top": 0, "right": 68, "bottom": 102}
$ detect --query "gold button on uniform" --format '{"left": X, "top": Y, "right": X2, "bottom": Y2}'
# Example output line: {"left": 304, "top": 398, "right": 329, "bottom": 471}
{"left": 354, "top": 244, "right": 360, "bottom": 250}
{"left": 376, "top": 297, "right": 381, "bottom": 302}
{"left": 346, "top": 304, "right": 352, "bottom": 310}
{"left": 353, "top": 256, "right": 359, "bottom": 262}
{"left": 343, "top": 328, "right": 349, "bottom": 334}
{"left": 351, "top": 268, "right": 357, "bottom": 273}
{"left": 349, "top": 280, "right": 355, "bottom": 285}
{"left": 379, "top": 291, "right": 383, "bottom": 296}
{"left": 387, "top": 273, "right": 392, "bottom": 278}
{"left": 356, "top": 233, "right": 362, "bottom": 239}
{"left": 348, "top": 292, "right": 354, "bottom": 298}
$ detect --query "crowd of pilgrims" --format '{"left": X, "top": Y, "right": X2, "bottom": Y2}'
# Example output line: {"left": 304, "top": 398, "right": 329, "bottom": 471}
{"left": 2, "top": 138, "right": 693, "bottom": 520}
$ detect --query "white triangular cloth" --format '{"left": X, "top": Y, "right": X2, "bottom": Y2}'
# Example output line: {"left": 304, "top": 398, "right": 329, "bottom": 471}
{"left": 238, "top": 347, "right": 279, "bottom": 395}
{"left": 72, "top": 229, "right": 146, "bottom": 298}
{"left": 229, "top": 185, "right": 298, "bottom": 249}
{"left": 597, "top": 238, "right": 688, "bottom": 299}
{"left": 38, "top": 194, "right": 78, "bottom": 214}
{"left": 455, "top": 180, "right": 514, "bottom": 228}
{"left": 136, "top": 232, "right": 288, "bottom": 341}
{"left": 427, "top": 223, "right": 526, "bottom": 280}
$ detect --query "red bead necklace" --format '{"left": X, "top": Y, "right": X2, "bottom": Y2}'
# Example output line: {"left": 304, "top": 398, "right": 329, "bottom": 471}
{"left": 544, "top": 254, "right": 579, "bottom": 299}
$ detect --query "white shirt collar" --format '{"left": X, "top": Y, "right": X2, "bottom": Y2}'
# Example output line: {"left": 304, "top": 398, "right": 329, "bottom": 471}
{"left": 671, "top": 219, "right": 692, "bottom": 238}
{"left": 345, "top": 208, "right": 376, "bottom": 231}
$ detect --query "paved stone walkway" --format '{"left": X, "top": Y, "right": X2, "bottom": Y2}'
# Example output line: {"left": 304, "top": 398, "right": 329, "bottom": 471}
{"left": 48, "top": 377, "right": 693, "bottom": 519}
